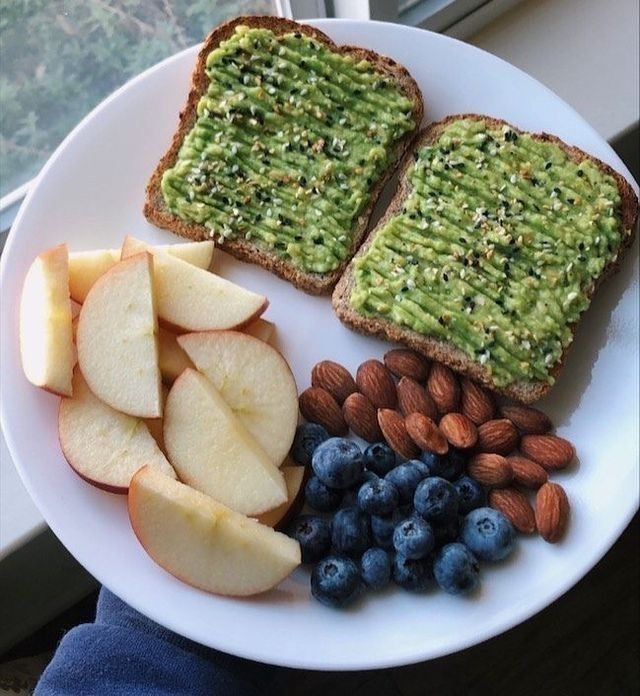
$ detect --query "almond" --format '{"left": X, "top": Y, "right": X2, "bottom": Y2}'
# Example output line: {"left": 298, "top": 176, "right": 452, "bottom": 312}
{"left": 426, "top": 362, "right": 460, "bottom": 414}
{"left": 439, "top": 412, "right": 478, "bottom": 449}
{"left": 507, "top": 455, "right": 548, "bottom": 489}
{"left": 467, "top": 453, "right": 513, "bottom": 487}
{"left": 377, "top": 409, "right": 419, "bottom": 459}
{"left": 384, "top": 348, "right": 429, "bottom": 382}
{"left": 397, "top": 377, "right": 438, "bottom": 420}
{"left": 343, "top": 392, "right": 382, "bottom": 442}
{"left": 535, "top": 482, "right": 570, "bottom": 543}
{"left": 356, "top": 360, "right": 397, "bottom": 409}
{"left": 298, "top": 387, "right": 347, "bottom": 436}
{"left": 476, "top": 418, "right": 519, "bottom": 455}
{"left": 311, "top": 360, "right": 357, "bottom": 405}
{"left": 500, "top": 404, "right": 552, "bottom": 434}
{"left": 520, "top": 434, "right": 575, "bottom": 471}
{"left": 405, "top": 412, "right": 448, "bottom": 455}
{"left": 489, "top": 488, "right": 536, "bottom": 534}
{"left": 460, "top": 378, "right": 495, "bottom": 425}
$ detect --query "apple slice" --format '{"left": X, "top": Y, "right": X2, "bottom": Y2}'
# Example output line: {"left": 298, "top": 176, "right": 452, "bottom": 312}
{"left": 128, "top": 467, "right": 300, "bottom": 596}
{"left": 144, "top": 385, "right": 169, "bottom": 454}
{"left": 163, "top": 368, "right": 287, "bottom": 516}
{"left": 256, "top": 466, "right": 307, "bottom": 529}
{"left": 121, "top": 236, "right": 267, "bottom": 331}
{"left": 178, "top": 331, "right": 298, "bottom": 466}
{"left": 19, "top": 244, "right": 74, "bottom": 396}
{"left": 244, "top": 318, "right": 275, "bottom": 344}
{"left": 158, "top": 327, "right": 193, "bottom": 384}
{"left": 68, "top": 241, "right": 214, "bottom": 303}
{"left": 59, "top": 372, "right": 174, "bottom": 493}
{"left": 77, "top": 252, "right": 162, "bottom": 418}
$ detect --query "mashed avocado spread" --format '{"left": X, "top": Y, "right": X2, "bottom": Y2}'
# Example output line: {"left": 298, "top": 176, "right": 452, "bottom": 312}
{"left": 161, "top": 26, "right": 415, "bottom": 274}
{"left": 350, "top": 118, "right": 623, "bottom": 386}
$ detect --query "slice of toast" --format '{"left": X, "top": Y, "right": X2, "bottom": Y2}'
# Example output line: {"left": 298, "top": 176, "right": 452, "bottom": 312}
{"left": 144, "top": 16, "right": 423, "bottom": 295}
{"left": 332, "top": 114, "right": 639, "bottom": 403}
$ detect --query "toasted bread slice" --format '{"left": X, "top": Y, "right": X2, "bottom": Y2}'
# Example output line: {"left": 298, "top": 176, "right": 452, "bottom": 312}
{"left": 333, "top": 114, "right": 639, "bottom": 403}
{"left": 144, "top": 16, "right": 423, "bottom": 295}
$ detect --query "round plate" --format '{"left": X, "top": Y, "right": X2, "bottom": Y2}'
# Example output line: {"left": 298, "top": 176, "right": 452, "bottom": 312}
{"left": 1, "top": 19, "right": 638, "bottom": 670}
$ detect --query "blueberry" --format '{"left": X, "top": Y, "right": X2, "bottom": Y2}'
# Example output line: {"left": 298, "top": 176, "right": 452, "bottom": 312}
{"left": 460, "top": 507, "right": 515, "bottom": 562}
{"left": 305, "top": 476, "right": 342, "bottom": 512}
{"left": 312, "top": 438, "right": 364, "bottom": 489}
{"left": 291, "top": 515, "right": 331, "bottom": 563}
{"left": 357, "top": 478, "right": 399, "bottom": 516}
{"left": 419, "top": 450, "right": 442, "bottom": 475}
{"left": 393, "top": 517, "right": 434, "bottom": 559}
{"left": 446, "top": 448, "right": 467, "bottom": 480}
{"left": 311, "top": 555, "right": 361, "bottom": 608}
{"left": 331, "top": 507, "right": 371, "bottom": 556}
{"left": 434, "top": 543, "right": 480, "bottom": 595}
{"left": 414, "top": 477, "right": 459, "bottom": 524}
{"left": 363, "top": 442, "right": 396, "bottom": 476}
{"left": 454, "top": 476, "right": 486, "bottom": 514}
{"left": 420, "top": 450, "right": 464, "bottom": 480}
{"left": 408, "top": 458, "right": 431, "bottom": 478}
{"left": 371, "top": 515, "right": 395, "bottom": 550}
{"left": 393, "top": 554, "right": 434, "bottom": 592}
{"left": 291, "top": 423, "right": 329, "bottom": 466}
{"left": 433, "top": 517, "right": 460, "bottom": 548}
{"left": 360, "top": 548, "right": 391, "bottom": 590}
{"left": 385, "top": 463, "right": 424, "bottom": 504}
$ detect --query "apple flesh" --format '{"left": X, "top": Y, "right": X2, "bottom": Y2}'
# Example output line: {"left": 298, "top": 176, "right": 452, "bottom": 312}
{"left": 68, "top": 241, "right": 214, "bottom": 303}
{"left": 59, "top": 371, "right": 174, "bottom": 493}
{"left": 163, "top": 368, "right": 287, "bottom": 516}
{"left": 256, "top": 466, "right": 307, "bottom": 529}
{"left": 19, "top": 244, "right": 74, "bottom": 396}
{"left": 178, "top": 331, "right": 298, "bottom": 467}
{"left": 121, "top": 236, "right": 267, "bottom": 332}
{"left": 158, "top": 327, "right": 193, "bottom": 384}
{"left": 244, "top": 318, "right": 275, "bottom": 344}
{"left": 76, "top": 252, "right": 163, "bottom": 418}
{"left": 128, "top": 467, "right": 301, "bottom": 596}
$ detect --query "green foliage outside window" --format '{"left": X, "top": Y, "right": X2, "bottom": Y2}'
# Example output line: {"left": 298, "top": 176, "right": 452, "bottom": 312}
{"left": 0, "top": 0, "right": 273, "bottom": 197}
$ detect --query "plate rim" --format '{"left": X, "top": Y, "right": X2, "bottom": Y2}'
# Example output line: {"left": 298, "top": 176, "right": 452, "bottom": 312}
{"left": 1, "top": 18, "right": 638, "bottom": 670}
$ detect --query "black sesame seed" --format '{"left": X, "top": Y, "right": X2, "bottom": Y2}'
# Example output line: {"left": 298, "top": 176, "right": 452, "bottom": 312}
{"left": 459, "top": 237, "right": 467, "bottom": 244}
{"left": 545, "top": 162, "right": 552, "bottom": 170}
{"left": 577, "top": 170, "right": 584, "bottom": 177}
{"left": 578, "top": 242, "right": 585, "bottom": 250}
{"left": 299, "top": 176, "right": 307, "bottom": 186}
{"left": 294, "top": 32, "right": 302, "bottom": 38}
{"left": 567, "top": 198, "right": 575, "bottom": 205}
{"left": 443, "top": 273, "right": 449, "bottom": 282}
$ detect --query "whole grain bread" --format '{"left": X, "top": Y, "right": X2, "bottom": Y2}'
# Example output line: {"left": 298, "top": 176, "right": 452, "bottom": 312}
{"left": 332, "top": 114, "right": 639, "bottom": 403}
{"left": 144, "top": 15, "right": 423, "bottom": 295}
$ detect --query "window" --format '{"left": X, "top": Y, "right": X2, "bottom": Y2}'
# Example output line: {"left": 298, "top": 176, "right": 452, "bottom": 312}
{"left": 0, "top": 0, "right": 516, "bottom": 223}
{"left": 0, "top": 0, "right": 277, "bottom": 199}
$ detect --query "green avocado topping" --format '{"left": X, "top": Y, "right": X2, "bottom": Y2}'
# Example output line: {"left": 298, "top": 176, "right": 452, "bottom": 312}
{"left": 350, "top": 118, "right": 623, "bottom": 387}
{"left": 161, "top": 26, "right": 416, "bottom": 274}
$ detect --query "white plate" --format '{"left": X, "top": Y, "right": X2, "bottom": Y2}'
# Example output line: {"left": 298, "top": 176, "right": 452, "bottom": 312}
{"left": 1, "top": 19, "right": 638, "bottom": 670}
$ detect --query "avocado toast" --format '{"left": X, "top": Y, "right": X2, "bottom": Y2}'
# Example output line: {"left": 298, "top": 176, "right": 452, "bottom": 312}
{"left": 333, "top": 115, "right": 639, "bottom": 403}
{"left": 145, "top": 16, "right": 423, "bottom": 294}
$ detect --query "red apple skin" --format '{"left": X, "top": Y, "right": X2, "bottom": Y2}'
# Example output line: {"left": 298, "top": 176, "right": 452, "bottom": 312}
{"left": 158, "top": 298, "right": 269, "bottom": 334}
{"left": 127, "top": 467, "right": 296, "bottom": 598}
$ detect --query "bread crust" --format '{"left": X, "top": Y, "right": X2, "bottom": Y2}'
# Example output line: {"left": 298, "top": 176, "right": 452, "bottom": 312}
{"left": 144, "top": 15, "right": 423, "bottom": 295}
{"left": 332, "top": 114, "right": 639, "bottom": 403}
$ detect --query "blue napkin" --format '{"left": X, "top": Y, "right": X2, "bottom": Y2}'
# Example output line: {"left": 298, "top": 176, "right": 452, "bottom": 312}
{"left": 35, "top": 587, "right": 274, "bottom": 695}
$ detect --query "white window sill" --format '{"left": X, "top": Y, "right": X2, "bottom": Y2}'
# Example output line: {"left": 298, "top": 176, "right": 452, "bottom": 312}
{"left": 465, "top": 0, "right": 639, "bottom": 143}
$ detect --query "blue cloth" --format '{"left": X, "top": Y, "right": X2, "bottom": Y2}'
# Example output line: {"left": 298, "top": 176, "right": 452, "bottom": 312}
{"left": 35, "top": 587, "right": 274, "bottom": 695}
